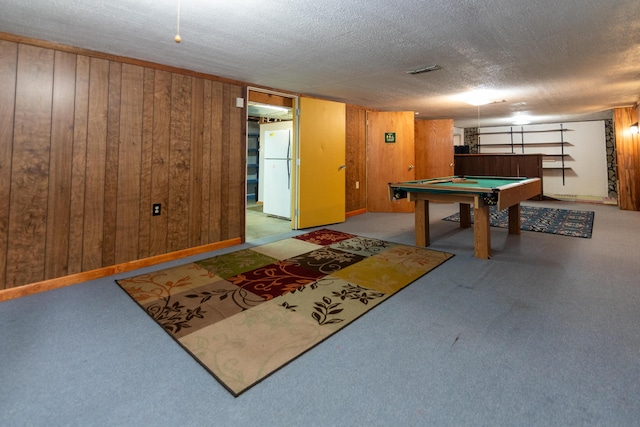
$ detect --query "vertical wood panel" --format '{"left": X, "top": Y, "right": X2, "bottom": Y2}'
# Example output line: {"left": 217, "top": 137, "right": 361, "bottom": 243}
{"left": 45, "top": 50, "right": 77, "bottom": 279}
{"left": 227, "top": 84, "right": 245, "bottom": 239}
{"left": 0, "top": 40, "right": 18, "bottom": 289}
{"left": 149, "top": 70, "right": 171, "bottom": 256}
{"left": 200, "top": 80, "right": 213, "bottom": 244}
{"left": 208, "top": 81, "right": 224, "bottom": 242}
{"left": 68, "top": 55, "right": 90, "bottom": 274}
{"left": 168, "top": 73, "right": 192, "bottom": 251}
{"left": 219, "top": 84, "right": 232, "bottom": 239}
{"left": 115, "top": 64, "right": 144, "bottom": 263}
{"left": 82, "top": 58, "right": 109, "bottom": 271}
{"left": 102, "top": 62, "right": 122, "bottom": 267}
{"left": 345, "top": 106, "right": 366, "bottom": 212}
{"left": 138, "top": 68, "right": 155, "bottom": 258}
{"left": 7, "top": 44, "right": 54, "bottom": 287}
{"left": 615, "top": 107, "right": 640, "bottom": 210}
{"left": 189, "top": 78, "right": 204, "bottom": 246}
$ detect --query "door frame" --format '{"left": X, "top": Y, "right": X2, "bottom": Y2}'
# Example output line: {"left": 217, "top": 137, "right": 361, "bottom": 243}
{"left": 246, "top": 87, "right": 298, "bottom": 228}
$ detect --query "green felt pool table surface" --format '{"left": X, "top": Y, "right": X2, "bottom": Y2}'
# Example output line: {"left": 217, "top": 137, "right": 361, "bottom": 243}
{"left": 391, "top": 176, "right": 533, "bottom": 192}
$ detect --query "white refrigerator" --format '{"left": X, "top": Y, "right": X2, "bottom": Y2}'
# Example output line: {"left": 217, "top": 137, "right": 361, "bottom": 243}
{"left": 263, "top": 128, "right": 292, "bottom": 219}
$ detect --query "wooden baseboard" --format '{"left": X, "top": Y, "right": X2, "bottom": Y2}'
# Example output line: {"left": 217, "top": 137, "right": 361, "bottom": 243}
{"left": 346, "top": 208, "right": 367, "bottom": 218}
{"left": 0, "top": 238, "right": 242, "bottom": 303}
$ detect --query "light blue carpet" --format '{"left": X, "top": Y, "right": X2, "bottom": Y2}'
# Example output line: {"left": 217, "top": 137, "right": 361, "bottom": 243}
{"left": 1, "top": 200, "right": 639, "bottom": 426}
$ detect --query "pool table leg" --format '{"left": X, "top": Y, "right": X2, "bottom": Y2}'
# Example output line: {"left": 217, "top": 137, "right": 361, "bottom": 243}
{"left": 414, "top": 199, "right": 429, "bottom": 247}
{"left": 508, "top": 204, "right": 521, "bottom": 234}
{"left": 474, "top": 205, "right": 491, "bottom": 259}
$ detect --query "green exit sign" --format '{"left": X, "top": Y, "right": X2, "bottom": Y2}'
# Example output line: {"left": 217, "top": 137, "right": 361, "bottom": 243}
{"left": 384, "top": 132, "right": 396, "bottom": 143}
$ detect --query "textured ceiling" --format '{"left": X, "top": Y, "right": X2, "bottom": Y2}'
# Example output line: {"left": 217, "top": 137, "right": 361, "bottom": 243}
{"left": 1, "top": 0, "right": 639, "bottom": 127}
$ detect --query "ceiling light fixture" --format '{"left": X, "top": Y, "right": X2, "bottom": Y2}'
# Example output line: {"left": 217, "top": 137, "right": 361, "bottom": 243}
{"left": 406, "top": 65, "right": 442, "bottom": 75}
{"left": 462, "top": 90, "right": 494, "bottom": 106}
{"left": 513, "top": 114, "right": 532, "bottom": 125}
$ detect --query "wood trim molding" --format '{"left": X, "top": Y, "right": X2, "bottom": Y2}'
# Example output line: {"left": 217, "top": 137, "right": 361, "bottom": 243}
{"left": 0, "top": 238, "right": 241, "bottom": 302}
{"left": 346, "top": 208, "right": 367, "bottom": 218}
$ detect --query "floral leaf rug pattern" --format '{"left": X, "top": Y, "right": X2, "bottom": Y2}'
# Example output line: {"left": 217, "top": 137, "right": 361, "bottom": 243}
{"left": 116, "top": 229, "right": 453, "bottom": 396}
{"left": 443, "top": 205, "right": 595, "bottom": 238}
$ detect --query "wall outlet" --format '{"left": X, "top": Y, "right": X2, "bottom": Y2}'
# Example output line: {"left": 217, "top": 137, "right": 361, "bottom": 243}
{"left": 152, "top": 203, "right": 161, "bottom": 216}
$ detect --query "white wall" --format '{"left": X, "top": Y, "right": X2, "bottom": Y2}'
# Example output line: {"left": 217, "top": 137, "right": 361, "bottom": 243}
{"left": 477, "top": 121, "right": 608, "bottom": 198}
{"left": 453, "top": 127, "right": 464, "bottom": 146}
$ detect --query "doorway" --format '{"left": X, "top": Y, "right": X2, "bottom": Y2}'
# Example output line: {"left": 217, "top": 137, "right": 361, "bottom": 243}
{"left": 245, "top": 89, "right": 295, "bottom": 241}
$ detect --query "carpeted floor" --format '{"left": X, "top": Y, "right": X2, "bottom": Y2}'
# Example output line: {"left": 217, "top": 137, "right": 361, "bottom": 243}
{"left": 3, "top": 200, "right": 640, "bottom": 426}
{"left": 117, "top": 228, "right": 453, "bottom": 396}
{"left": 442, "top": 205, "right": 594, "bottom": 238}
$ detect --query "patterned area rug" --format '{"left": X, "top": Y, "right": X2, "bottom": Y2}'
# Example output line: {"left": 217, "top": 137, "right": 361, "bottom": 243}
{"left": 443, "top": 206, "right": 594, "bottom": 238}
{"left": 117, "top": 229, "right": 453, "bottom": 396}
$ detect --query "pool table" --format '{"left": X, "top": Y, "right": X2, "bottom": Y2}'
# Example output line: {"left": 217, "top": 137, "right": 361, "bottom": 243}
{"left": 388, "top": 176, "right": 542, "bottom": 259}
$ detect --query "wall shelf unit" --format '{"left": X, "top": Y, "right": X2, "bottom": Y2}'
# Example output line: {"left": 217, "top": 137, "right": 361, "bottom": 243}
{"left": 247, "top": 133, "right": 259, "bottom": 201}
{"left": 476, "top": 124, "right": 573, "bottom": 185}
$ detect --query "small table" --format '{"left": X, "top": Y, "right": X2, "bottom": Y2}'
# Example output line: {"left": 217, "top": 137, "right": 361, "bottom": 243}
{"left": 389, "top": 176, "right": 542, "bottom": 259}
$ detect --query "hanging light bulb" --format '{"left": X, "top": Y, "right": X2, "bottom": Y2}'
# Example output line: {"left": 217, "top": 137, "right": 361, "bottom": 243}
{"left": 175, "top": 0, "right": 182, "bottom": 43}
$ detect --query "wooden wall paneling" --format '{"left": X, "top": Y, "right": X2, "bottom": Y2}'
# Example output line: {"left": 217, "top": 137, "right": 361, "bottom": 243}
{"left": 189, "top": 77, "right": 205, "bottom": 246}
{"left": 168, "top": 73, "right": 192, "bottom": 252}
{"left": 200, "top": 80, "right": 213, "bottom": 244}
{"left": 345, "top": 106, "right": 366, "bottom": 212}
{"left": 68, "top": 55, "right": 90, "bottom": 275}
{"left": 102, "top": 61, "right": 122, "bottom": 267}
{"left": 614, "top": 107, "right": 640, "bottom": 210}
{"left": 480, "top": 156, "right": 493, "bottom": 175}
{"left": 227, "top": 84, "right": 245, "bottom": 240}
{"left": 45, "top": 50, "right": 77, "bottom": 279}
{"left": 208, "top": 81, "right": 224, "bottom": 242}
{"left": 453, "top": 155, "right": 467, "bottom": 176}
{"left": 219, "top": 84, "right": 232, "bottom": 240}
{"left": 7, "top": 44, "right": 54, "bottom": 287}
{"left": 138, "top": 67, "right": 155, "bottom": 259}
{"left": 0, "top": 40, "right": 18, "bottom": 289}
{"left": 492, "top": 155, "right": 507, "bottom": 176}
{"left": 248, "top": 91, "right": 294, "bottom": 108}
{"left": 82, "top": 58, "right": 109, "bottom": 271}
{"left": 115, "top": 63, "right": 144, "bottom": 264}
{"left": 523, "top": 155, "right": 541, "bottom": 178}
{"left": 149, "top": 70, "right": 171, "bottom": 256}
{"left": 0, "top": 36, "right": 294, "bottom": 289}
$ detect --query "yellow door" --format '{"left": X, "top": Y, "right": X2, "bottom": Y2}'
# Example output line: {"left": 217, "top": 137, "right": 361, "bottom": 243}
{"left": 295, "top": 97, "right": 346, "bottom": 229}
{"left": 366, "top": 111, "right": 415, "bottom": 212}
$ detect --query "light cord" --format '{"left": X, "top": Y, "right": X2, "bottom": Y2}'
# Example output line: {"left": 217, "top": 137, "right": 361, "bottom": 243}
{"left": 175, "top": 0, "right": 182, "bottom": 43}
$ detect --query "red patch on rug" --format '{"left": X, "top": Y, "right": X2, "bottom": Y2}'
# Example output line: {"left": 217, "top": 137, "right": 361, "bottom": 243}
{"left": 293, "top": 228, "right": 355, "bottom": 246}
{"left": 226, "top": 260, "right": 326, "bottom": 300}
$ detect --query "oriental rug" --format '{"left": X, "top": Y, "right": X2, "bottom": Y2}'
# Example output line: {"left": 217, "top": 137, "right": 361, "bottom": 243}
{"left": 443, "top": 206, "right": 594, "bottom": 238}
{"left": 116, "top": 229, "right": 453, "bottom": 396}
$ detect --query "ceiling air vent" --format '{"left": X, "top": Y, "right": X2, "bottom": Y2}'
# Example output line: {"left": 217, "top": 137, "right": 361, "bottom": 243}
{"left": 406, "top": 64, "right": 442, "bottom": 75}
